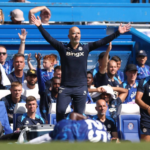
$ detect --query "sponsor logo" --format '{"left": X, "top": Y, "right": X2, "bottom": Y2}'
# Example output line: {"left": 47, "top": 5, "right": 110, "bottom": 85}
{"left": 37, "top": 123, "right": 40, "bottom": 125}
{"left": 66, "top": 52, "right": 84, "bottom": 57}
{"left": 131, "top": 92, "right": 136, "bottom": 99}
{"left": 59, "top": 90, "right": 62, "bottom": 93}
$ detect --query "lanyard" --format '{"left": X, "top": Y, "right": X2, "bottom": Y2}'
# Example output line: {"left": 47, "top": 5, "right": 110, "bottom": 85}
{"left": 13, "top": 72, "right": 24, "bottom": 83}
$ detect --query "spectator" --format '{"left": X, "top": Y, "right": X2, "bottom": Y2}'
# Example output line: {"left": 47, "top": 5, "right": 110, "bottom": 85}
{"left": 0, "top": 28, "right": 27, "bottom": 74}
{"left": 10, "top": 9, "right": 25, "bottom": 24}
{"left": 1, "top": 82, "right": 26, "bottom": 123}
{"left": 99, "top": 86, "right": 128, "bottom": 122}
{"left": 45, "top": 65, "right": 61, "bottom": 89}
{"left": 136, "top": 50, "right": 150, "bottom": 80}
{"left": 111, "top": 55, "right": 124, "bottom": 82}
{"left": 28, "top": 54, "right": 56, "bottom": 83}
{"left": 94, "top": 42, "right": 120, "bottom": 87}
{"left": 136, "top": 76, "right": 150, "bottom": 141}
{"left": 16, "top": 96, "right": 45, "bottom": 131}
{"left": 121, "top": 64, "right": 138, "bottom": 104}
{"left": 22, "top": 69, "right": 39, "bottom": 99}
{"left": 7, "top": 54, "right": 26, "bottom": 83}
{"left": 29, "top": 6, "right": 51, "bottom": 25}
{"left": 87, "top": 71, "right": 101, "bottom": 102}
{"left": 35, "top": 54, "right": 61, "bottom": 121}
{"left": 0, "top": 9, "right": 4, "bottom": 25}
{"left": 93, "top": 99, "right": 118, "bottom": 140}
{"left": 92, "top": 52, "right": 110, "bottom": 77}
{"left": 9, "top": 0, "right": 30, "bottom": 3}
{"left": 0, "top": 64, "right": 11, "bottom": 89}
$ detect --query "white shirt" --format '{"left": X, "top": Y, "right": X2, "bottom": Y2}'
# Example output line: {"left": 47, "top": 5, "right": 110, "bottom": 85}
{"left": 22, "top": 83, "right": 40, "bottom": 100}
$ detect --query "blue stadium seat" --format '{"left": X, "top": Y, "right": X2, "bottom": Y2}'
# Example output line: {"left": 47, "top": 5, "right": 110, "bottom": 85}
{"left": 0, "top": 101, "right": 13, "bottom": 134}
{"left": 117, "top": 104, "right": 140, "bottom": 142}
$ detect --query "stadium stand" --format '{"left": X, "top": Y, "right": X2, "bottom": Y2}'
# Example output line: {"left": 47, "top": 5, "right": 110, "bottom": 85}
{"left": 117, "top": 104, "right": 140, "bottom": 142}
{"left": 1, "top": 0, "right": 150, "bottom": 143}
{"left": 1, "top": 3, "right": 150, "bottom": 22}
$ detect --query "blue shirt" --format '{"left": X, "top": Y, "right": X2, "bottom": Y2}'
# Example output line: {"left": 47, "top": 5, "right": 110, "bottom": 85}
{"left": 1, "top": 94, "right": 26, "bottom": 116}
{"left": 121, "top": 80, "right": 139, "bottom": 104}
{"left": 92, "top": 115, "right": 117, "bottom": 136}
{"left": 41, "top": 69, "right": 54, "bottom": 83}
{"left": 3, "top": 59, "right": 13, "bottom": 75}
{"left": 38, "top": 25, "right": 120, "bottom": 87}
{"left": 137, "top": 76, "right": 150, "bottom": 128}
{"left": 116, "top": 70, "right": 124, "bottom": 82}
{"left": 86, "top": 92, "right": 94, "bottom": 104}
{"left": 49, "top": 119, "right": 110, "bottom": 142}
{"left": 136, "top": 64, "right": 150, "bottom": 80}
{"left": 16, "top": 113, "right": 45, "bottom": 129}
{"left": 94, "top": 72, "right": 120, "bottom": 88}
{"left": 108, "top": 97, "right": 122, "bottom": 122}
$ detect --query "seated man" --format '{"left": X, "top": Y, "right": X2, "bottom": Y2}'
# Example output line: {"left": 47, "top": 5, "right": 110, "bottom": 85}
{"left": 111, "top": 55, "right": 124, "bottom": 82}
{"left": 36, "top": 53, "right": 61, "bottom": 121}
{"left": 22, "top": 69, "right": 39, "bottom": 99}
{"left": 10, "top": 9, "right": 25, "bottom": 24}
{"left": 136, "top": 50, "right": 150, "bottom": 80}
{"left": 91, "top": 52, "right": 110, "bottom": 77}
{"left": 16, "top": 96, "right": 45, "bottom": 130}
{"left": 93, "top": 99, "right": 118, "bottom": 140}
{"left": 121, "top": 64, "right": 138, "bottom": 104}
{"left": 99, "top": 86, "right": 128, "bottom": 122}
{"left": 7, "top": 54, "right": 27, "bottom": 83}
{"left": 94, "top": 42, "right": 120, "bottom": 87}
{"left": 1, "top": 82, "right": 26, "bottom": 123}
{"left": 28, "top": 112, "right": 110, "bottom": 144}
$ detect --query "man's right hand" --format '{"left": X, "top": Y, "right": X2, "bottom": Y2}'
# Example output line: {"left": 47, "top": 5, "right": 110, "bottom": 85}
{"left": 31, "top": 15, "right": 42, "bottom": 27}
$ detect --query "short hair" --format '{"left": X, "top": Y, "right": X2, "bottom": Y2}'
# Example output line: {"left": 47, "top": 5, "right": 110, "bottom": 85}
{"left": 11, "top": 81, "right": 22, "bottom": 88}
{"left": 0, "top": 45, "right": 7, "bottom": 51}
{"left": 13, "top": 53, "right": 25, "bottom": 61}
{"left": 50, "top": 54, "right": 57, "bottom": 60}
{"left": 111, "top": 56, "right": 121, "bottom": 62}
{"left": 43, "top": 55, "right": 55, "bottom": 62}
{"left": 87, "top": 71, "right": 93, "bottom": 77}
{"left": 26, "top": 96, "right": 36, "bottom": 103}
{"left": 52, "top": 76, "right": 61, "bottom": 82}
{"left": 54, "top": 66, "right": 61, "bottom": 72}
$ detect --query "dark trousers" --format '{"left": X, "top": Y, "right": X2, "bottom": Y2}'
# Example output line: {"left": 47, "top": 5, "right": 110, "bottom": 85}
{"left": 56, "top": 85, "right": 87, "bottom": 122}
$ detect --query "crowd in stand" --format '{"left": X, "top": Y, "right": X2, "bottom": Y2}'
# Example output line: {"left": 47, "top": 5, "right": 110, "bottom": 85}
{"left": 0, "top": 2, "right": 150, "bottom": 143}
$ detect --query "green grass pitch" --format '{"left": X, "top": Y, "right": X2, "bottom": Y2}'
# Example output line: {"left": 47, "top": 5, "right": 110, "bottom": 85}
{"left": 0, "top": 141, "right": 150, "bottom": 150}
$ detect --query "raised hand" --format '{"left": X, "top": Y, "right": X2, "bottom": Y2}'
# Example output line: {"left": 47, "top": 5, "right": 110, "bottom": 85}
{"left": 31, "top": 15, "right": 41, "bottom": 27}
{"left": 35, "top": 53, "right": 42, "bottom": 62}
{"left": 27, "top": 53, "right": 32, "bottom": 62}
{"left": 107, "top": 42, "right": 112, "bottom": 52}
{"left": 118, "top": 23, "right": 131, "bottom": 34}
{"left": 18, "top": 29, "right": 27, "bottom": 41}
